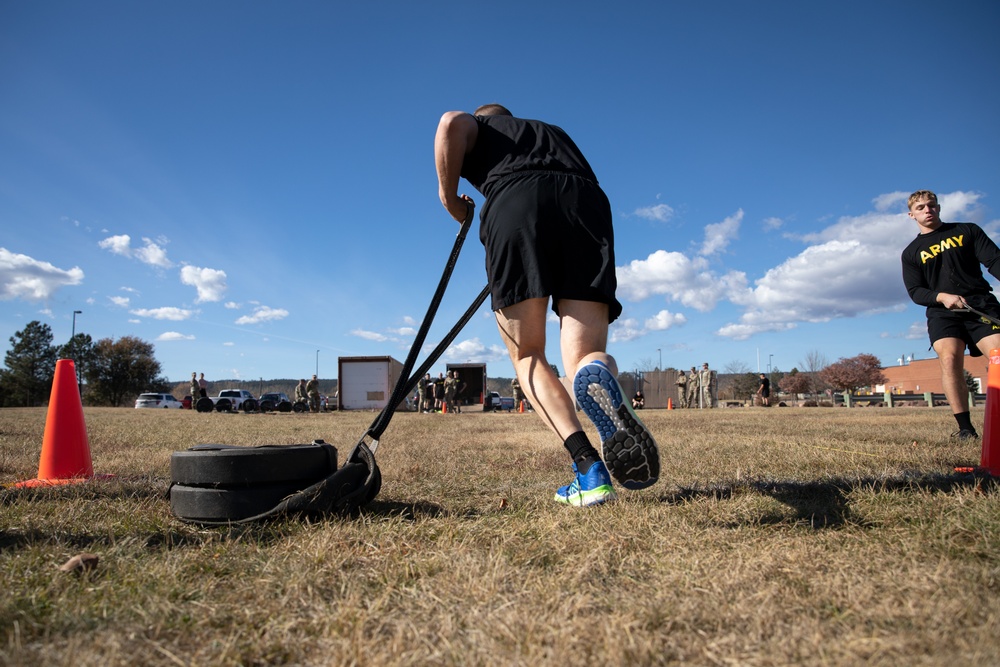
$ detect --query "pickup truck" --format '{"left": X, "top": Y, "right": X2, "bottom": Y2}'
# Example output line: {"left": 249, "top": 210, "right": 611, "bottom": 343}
{"left": 197, "top": 389, "right": 259, "bottom": 413}
{"left": 483, "top": 391, "right": 515, "bottom": 412}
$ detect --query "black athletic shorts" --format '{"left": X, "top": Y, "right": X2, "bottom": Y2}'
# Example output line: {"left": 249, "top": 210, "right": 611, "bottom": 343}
{"left": 479, "top": 171, "right": 623, "bottom": 322}
{"left": 926, "top": 294, "right": 1000, "bottom": 357}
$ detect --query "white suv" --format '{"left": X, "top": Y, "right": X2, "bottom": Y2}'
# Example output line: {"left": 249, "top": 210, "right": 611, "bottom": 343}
{"left": 135, "top": 393, "right": 184, "bottom": 409}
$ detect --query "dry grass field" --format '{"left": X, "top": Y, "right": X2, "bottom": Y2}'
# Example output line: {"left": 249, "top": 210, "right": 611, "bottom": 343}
{"left": 1, "top": 405, "right": 998, "bottom": 666}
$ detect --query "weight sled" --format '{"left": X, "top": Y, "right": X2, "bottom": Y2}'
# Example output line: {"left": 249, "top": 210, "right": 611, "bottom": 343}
{"left": 169, "top": 202, "right": 485, "bottom": 524}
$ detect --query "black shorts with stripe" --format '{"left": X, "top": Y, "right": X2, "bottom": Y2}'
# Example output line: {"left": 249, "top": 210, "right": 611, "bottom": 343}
{"left": 479, "top": 171, "right": 623, "bottom": 323}
{"left": 926, "top": 294, "right": 1000, "bottom": 357}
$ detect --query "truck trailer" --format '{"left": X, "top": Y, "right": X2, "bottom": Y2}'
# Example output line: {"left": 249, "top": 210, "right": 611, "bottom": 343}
{"left": 338, "top": 356, "right": 406, "bottom": 411}
{"left": 446, "top": 362, "right": 487, "bottom": 408}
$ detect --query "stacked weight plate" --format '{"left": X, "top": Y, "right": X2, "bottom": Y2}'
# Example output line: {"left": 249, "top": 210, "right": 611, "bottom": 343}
{"left": 170, "top": 441, "right": 338, "bottom": 522}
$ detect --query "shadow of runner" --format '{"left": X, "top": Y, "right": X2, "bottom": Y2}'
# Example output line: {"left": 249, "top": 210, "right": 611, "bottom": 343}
{"left": 661, "top": 470, "right": 997, "bottom": 530}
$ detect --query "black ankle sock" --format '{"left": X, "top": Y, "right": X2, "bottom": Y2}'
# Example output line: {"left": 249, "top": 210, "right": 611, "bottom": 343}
{"left": 563, "top": 431, "right": 601, "bottom": 473}
{"left": 954, "top": 411, "right": 975, "bottom": 432}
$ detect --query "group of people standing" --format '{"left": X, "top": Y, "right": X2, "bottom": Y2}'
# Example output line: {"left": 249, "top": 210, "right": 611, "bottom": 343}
{"left": 189, "top": 372, "right": 207, "bottom": 405}
{"left": 294, "top": 375, "right": 322, "bottom": 412}
{"left": 417, "top": 371, "right": 465, "bottom": 413}
{"left": 674, "top": 363, "right": 716, "bottom": 409}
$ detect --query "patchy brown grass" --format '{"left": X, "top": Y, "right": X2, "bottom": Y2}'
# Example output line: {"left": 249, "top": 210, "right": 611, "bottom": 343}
{"left": 1, "top": 406, "right": 998, "bottom": 666}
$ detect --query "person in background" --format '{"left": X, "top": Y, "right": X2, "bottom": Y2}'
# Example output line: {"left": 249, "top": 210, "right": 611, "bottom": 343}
{"left": 190, "top": 373, "right": 200, "bottom": 410}
{"left": 198, "top": 373, "right": 208, "bottom": 399}
{"left": 306, "top": 374, "right": 320, "bottom": 413}
{"left": 756, "top": 372, "right": 771, "bottom": 407}
{"left": 511, "top": 376, "right": 524, "bottom": 411}
{"left": 675, "top": 368, "right": 688, "bottom": 408}
{"left": 686, "top": 366, "right": 699, "bottom": 409}
{"left": 901, "top": 188, "right": 1000, "bottom": 439}
{"left": 631, "top": 390, "right": 645, "bottom": 410}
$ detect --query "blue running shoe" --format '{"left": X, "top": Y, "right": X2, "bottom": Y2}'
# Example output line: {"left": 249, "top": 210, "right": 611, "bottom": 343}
{"left": 554, "top": 461, "right": 617, "bottom": 506}
{"left": 573, "top": 360, "right": 660, "bottom": 490}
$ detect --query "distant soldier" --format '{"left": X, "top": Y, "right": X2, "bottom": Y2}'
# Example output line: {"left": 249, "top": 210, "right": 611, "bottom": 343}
{"left": 306, "top": 374, "right": 320, "bottom": 413}
{"left": 699, "top": 363, "right": 714, "bottom": 408}
{"left": 675, "top": 369, "right": 688, "bottom": 408}
{"left": 198, "top": 373, "right": 208, "bottom": 399}
{"left": 295, "top": 378, "right": 308, "bottom": 406}
{"left": 686, "top": 366, "right": 699, "bottom": 408}
{"left": 189, "top": 373, "right": 199, "bottom": 409}
{"left": 444, "top": 371, "right": 458, "bottom": 413}
{"left": 512, "top": 376, "right": 524, "bottom": 411}
{"left": 434, "top": 372, "right": 446, "bottom": 412}
{"left": 418, "top": 373, "right": 430, "bottom": 413}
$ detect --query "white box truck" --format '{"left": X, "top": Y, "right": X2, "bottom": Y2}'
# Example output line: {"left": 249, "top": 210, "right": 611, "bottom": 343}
{"left": 337, "top": 356, "right": 406, "bottom": 411}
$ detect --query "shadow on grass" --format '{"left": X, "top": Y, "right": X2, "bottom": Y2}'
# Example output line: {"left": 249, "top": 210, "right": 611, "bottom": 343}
{"left": 664, "top": 470, "right": 998, "bottom": 529}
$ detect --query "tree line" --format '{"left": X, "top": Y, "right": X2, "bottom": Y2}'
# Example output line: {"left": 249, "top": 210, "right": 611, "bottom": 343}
{"left": 0, "top": 320, "right": 169, "bottom": 407}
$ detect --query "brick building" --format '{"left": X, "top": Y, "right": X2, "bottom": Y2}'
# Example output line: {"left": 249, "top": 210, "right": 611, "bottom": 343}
{"left": 879, "top": 356, "right": 989, "bottom": 394}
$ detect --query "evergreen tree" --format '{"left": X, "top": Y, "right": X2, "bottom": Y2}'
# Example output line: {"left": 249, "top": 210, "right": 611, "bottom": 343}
{"left": 0, "top": 321, "right": 58, "bottom": 407}
{"left": 86, "top": 336, "right": 168, "bottom": 406}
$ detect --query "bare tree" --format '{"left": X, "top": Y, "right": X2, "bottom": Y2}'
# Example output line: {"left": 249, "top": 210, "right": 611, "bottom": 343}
{"left": 800, "top": 350, "right": 829, "bottom": 374}
{"left": 723, "top": 360, "right": 752, "bottom": 375}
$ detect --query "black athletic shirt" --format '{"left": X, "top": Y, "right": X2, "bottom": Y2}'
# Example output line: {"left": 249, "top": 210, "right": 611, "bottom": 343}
{"left": 901, "top": 222, "right": 1000, "bottom": 309}
{"left": 460, "top": 115, "right": 598, "bottom": 199}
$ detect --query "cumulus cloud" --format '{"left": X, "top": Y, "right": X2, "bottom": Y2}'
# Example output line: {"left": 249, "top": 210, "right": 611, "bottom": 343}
{"left": 0, "top": 248, "right": 84, "bottom": 301}
{"left": 157, "top": 331, "right": 195, "bottom": 341}
{"left": 610, "top": 310, "right": 687, "bottom": 343}
{"left": 180, "top": 265, "right": 228, "bottom": 303}
{"left": 699, "top": 209, "right": 742, "bottom": 256}
{"left": 234, "top": 306, "right": 288, "bottom": 325}
{"left": 440, "top": 337, "right": 508, "bottom": 363}
{"left": 712, "top": 194, "right": 982, "bottom": 340}
{"left": 634, "top": 203, "right": 675, "bottom": 223}
{"left": 131, "top": 307, "right": 195, "bottom": 321}
{"left": 109, "top": 296, "right": 130, "bottom": 307}
{"left": 616, "top": 250, "right": 748, "bottom": 312}
{"left": 350, "top": 329, "right": 388, "bottom": 342}
{"left": 98, "top": 235, "right": 172, "bottom": 268}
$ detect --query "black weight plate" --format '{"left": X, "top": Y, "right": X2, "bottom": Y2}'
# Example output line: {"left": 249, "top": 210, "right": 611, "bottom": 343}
{"left": 170, "top": 481, "right": 306, "bottom": 521}
{"left": 258, "top": 400, "right": 275, "bottom": 413}
{"left": 195, "top": 397, "right": 214, "bottom": 412}
{"left": 170, "top": 443, "right": 337, "bottom": 485}
{"left": 277, "top": 400, "right": 292, "bottom": 412}
{"left": 241, "top": 398, "right": 258, "bottom": 413}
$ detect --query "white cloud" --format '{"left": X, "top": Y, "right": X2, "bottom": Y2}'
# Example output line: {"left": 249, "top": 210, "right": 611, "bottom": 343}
{"left": 610, "top": 310, "right": 687, "bottom": 343}
{"left": 234, "top": 305, "right": 288, "bottom": 325}
{"left": 699, "top": 209, "right": 742, "bottom": 256}
{"left": 0, "top": 248, "right": 84, "bottom": 301}
{"left": 98, "top": 235, "right": 172, "bottom": 268}
{"left": 388, "top": 326, "right": 417, "bottom": 336}
{"left": 157, "top": 331, "right": 195, "bottom": 341}
{"left": 109, "top": 296, "right": 130, "bottom": 307}
{"left": 634, "top": 203, "right": 675, "bottom": 223}
{"left": 223, "top": 341, "right": 235, "bottom": 346}
{"left": 131, "top": 307, "right": 195, "bottom": 321}
{"left": 224, "top": 301, "right": 240, "bottom": 309}
{"left": 440, "top": 337, "right": 507, "bottom": 363}
{"left": 180, "top": 265, "right": 228, "bottom": 303}
{"left": 715, "top": 206, "right": 921, "bottom": 340}
{"left": 616, "top": 249, "right": 748, "bottom": 312}
{"left": 763, "top": 217, "right": 783, "bottom": 231}
{"left": 350, "top": 329, "right": 388, "bottom": 342}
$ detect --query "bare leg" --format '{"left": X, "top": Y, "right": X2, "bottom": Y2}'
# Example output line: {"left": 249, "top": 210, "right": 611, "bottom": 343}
{"left": 494, "top": 298, "right": 585, "bottom": 440}
{"left": 934, "top": 338, "right": 970, "bottom": 414}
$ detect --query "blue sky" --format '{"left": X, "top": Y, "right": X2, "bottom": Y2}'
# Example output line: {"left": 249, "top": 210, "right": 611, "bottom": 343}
{"left": 2, "top": 1, "right": 999, "bottom": 384}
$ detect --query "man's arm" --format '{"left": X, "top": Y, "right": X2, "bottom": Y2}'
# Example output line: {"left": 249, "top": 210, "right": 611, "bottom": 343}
{"left": 434, "top": 111, "right": 478, "bottom": 222}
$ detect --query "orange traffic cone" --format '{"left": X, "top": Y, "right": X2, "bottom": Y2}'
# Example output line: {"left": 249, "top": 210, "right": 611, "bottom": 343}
{"left": 980, "top": 349, "right": 1000, "bottom": 476}
{"left": 442, "top": 401, "right": 447, "bottom": 414}
{"left": 667, "top": 398, "right": 674, "bottom": 410}
{"left": 13, "top": 359, "right": 106, "bottom": 488}
{"left": 518, "top": 400, "right": 524, "bottom": 413}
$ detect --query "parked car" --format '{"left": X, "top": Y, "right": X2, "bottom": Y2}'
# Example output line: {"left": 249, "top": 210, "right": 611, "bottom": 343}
{"left": 483, "top": 391, "right": 515, "bottom": 412}
{"left": 135, "top": 393, "right": 184, "bottom": 409}
{"left": 259, "top": 392, "right": 293, "bottom": 412}
{"left": 199, "top": 389, "right": 258, "bottom": 413}
{"left": 181, "top": 395, "right": 193, "bottom": 410}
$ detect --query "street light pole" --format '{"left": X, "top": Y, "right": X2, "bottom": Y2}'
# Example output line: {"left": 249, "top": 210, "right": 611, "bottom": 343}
{"left": 71, "top": 310, "right": 82, "bottom": 341}
{"left": 657, "top": 348, "right": 662, "bottom": 371}
{"left": 71, "top": 310, "right": 82, "bottom": 392}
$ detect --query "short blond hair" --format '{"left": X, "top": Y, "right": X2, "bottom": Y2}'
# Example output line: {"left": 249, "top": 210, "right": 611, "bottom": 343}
{"left": 908, "top": 190, "right": 938, "bottom": 209}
